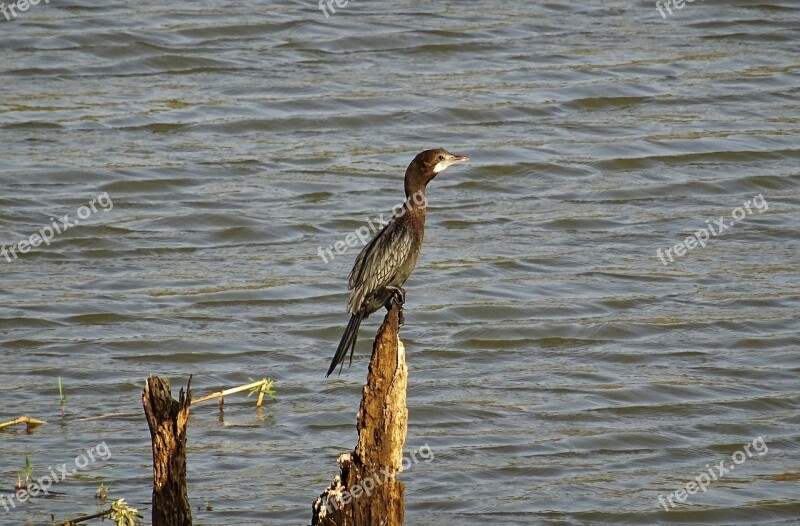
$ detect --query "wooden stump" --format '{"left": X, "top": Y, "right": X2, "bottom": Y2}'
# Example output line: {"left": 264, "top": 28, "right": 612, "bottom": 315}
{"left": 142, "top": 375, "right": 193, "bottom": 526}
{"left": 312, "top": 303, "right": 408, "bottom": 526}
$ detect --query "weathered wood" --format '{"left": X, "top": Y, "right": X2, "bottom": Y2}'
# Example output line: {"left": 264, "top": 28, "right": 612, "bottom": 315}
{"left": 313, "top": 303, "right": 408, "bottom": 525}
{"left": 0, "top": 415, "right": 45, "bottom": 430}
{"left": 142, "top": 375, "right": 192, "bottom": 526}
{"left": 189, "top": 377, "right": 274, "bottom": 407}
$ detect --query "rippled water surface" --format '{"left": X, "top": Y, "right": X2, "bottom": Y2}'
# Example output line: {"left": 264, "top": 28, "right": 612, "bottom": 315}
{"left": 1, "top": 0, "right": 799, "bottom": 524}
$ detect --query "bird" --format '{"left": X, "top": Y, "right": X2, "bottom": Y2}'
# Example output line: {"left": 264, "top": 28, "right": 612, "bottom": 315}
{"left": 326, "top": 148, "right": 469, "bottom": 377}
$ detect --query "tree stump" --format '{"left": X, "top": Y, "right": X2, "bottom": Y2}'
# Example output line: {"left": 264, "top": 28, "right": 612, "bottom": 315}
{"left": 312, "top": 303, "right": 408, "bottom": 526}
{"left": 142, "top": 375, "right": 193, "bottom": 526}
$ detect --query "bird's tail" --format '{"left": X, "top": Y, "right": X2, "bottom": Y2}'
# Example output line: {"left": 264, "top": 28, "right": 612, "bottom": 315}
{"left": 326, "top": 311, "right": 364, "bottom": 377}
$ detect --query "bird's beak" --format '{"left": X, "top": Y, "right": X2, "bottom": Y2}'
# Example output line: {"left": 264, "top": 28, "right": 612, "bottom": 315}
{"left": 434, "top": 153, "right": 469, "bottom": 173}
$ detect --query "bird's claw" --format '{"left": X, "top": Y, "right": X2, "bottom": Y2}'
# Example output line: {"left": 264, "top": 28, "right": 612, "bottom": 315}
{"left": 386, "top": 286, "right": 406, "bottom": 325}
{"left": 388, "top": 286, "right": 406, "bottom": 306}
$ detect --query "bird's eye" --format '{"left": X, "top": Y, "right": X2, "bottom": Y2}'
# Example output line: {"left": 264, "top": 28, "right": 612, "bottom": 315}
{"left": 438, "top": 155, "right": 444, "bottom": 161}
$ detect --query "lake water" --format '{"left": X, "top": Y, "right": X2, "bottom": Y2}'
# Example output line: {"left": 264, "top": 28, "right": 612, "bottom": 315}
{"left": 1, "top": 0, "right": 798, "bottom": 524}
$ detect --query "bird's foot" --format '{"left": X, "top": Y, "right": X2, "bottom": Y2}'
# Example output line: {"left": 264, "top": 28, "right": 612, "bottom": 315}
{"left": 387, "top": 286, "right": 406, "bottom": 306}
{"left": 386, "top": 286, "right": 406, "bottom": 325}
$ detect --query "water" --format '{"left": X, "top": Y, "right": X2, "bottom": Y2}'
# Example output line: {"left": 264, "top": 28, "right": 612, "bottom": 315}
{"left": 1, "top": 0, "right": 799, "bottom": 524}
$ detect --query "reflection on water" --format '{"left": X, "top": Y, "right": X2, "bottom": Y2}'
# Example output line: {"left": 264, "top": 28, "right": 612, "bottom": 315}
{"left": 1, "top": 0, "right": 798, "bottom": 524}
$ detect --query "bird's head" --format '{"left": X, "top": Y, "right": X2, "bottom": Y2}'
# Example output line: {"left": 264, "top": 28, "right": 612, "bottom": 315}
{"left": 404, "top": 147, "right": 469, "bottom": 197}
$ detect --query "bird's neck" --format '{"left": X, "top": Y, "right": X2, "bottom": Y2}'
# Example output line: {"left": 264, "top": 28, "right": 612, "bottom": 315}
{"left": 403, "top": 185, "right": 428, "bottom": 214}
{"left": 404, "top": 163, "right": 434, "bottom": 206}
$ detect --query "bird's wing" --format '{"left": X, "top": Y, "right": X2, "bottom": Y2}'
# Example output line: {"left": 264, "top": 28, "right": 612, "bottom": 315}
{"left": 347, "top": 218, "right": 413, "bottom": 313}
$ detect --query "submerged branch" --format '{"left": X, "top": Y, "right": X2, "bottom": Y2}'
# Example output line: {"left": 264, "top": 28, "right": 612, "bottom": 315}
{"left": 0, "top": 416, "right": 45, "bottom": 430}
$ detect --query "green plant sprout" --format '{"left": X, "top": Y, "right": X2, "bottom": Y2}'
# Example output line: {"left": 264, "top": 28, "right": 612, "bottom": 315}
{"left": 246, "top": 377, "right": 276, "bottom": 408}
{"left": 109, "top": 498, "right": 141, "bottom": 526}
{"left": 17, "top": 454, "right": 32, "bottom": 491}
{"left": 58, "top": 377, "right": 67, "bottom": 417}
{"left": 96, "top": 482, "right": 109, "bottom": 500}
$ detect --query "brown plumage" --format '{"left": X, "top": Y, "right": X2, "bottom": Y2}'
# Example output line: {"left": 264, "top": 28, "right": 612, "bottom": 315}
{"left": 326, "top": 148, "right": 469, "bottom": 377}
